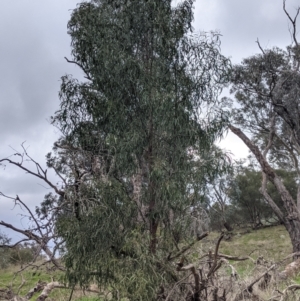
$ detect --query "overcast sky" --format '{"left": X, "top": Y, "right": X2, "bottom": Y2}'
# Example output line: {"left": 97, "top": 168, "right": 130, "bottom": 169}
{"left": 0, "top": 0, "right": 299, "bottom": 241}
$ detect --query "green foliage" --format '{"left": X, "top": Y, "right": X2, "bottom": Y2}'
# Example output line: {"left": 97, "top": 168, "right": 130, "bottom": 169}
{"left": 47, "top": 0, "right": 231, "bottom": 299}
{"left": 0, "top": 231, "right": 11, "bottom": 269}
{"left": 227, "top": 40, "right": 300, "bottom": 254}
{"left": 229, "top": 46, "right": 300, "bottom": 174}
{"left": 9, "top": 247, "right": 34, "bottom": 265}
{"left": 227, "top": 166, "right": 297, "bottom": 227}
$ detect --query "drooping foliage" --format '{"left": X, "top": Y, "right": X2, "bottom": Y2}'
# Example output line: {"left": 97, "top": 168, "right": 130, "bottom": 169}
{"left": 48, "top": 0, "right": 231, "bottom": 298}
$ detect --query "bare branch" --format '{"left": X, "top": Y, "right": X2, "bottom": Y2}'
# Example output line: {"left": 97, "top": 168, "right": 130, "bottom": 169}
{"left": 234, "top": 265, "right": 276, "bottom": 301}
{"left": 0, "top": 151, "right": 64, "bottom": 197}
{"left": 0, "top": 238, "right": 31, "bottom": 249}
{"left": 167, "top": 232, "right": 208, "bottom": 261}
{"left": 0, "top": 220, "right": 64, "bottom": 271}
{"left": 207, "top": 233, "right": 224, "bottom": 278}
{"left": 256, "top": 38, "right": 265, "bottom": 54}
{"left": 64, "top": 57, "right": 92, "bottom": 81}
{"left": 280, "top": 284, "right": 300, "bottom": 301}
{"left": 283, "top": 0, "right": 299, "bottom": 46}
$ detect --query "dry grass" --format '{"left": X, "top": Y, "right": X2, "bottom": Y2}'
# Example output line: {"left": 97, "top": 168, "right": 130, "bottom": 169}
{"left": 181, "top": 225, "right": 300, "bottom": 300}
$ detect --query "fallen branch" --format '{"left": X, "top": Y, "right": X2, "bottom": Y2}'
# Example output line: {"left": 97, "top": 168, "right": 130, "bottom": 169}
{"left": 280, "top": 284, "right": 300, "bottom": 301}
{"left": 167, "top": 232, "right": 208, "bottom": 261}
{"left": 206, "top": 233, "right": 224, "bottom": 278}
{"left": 279, "top": 258, "right": 300, "bottom": 279}
{"left": 234, "top": 264, "right": 276, "bottom": 301}
{"left": 35, "top": 282, "right": 65, "bottom": 301}
{"left": 199, "top": 252, "right": 255, "bottom": 263}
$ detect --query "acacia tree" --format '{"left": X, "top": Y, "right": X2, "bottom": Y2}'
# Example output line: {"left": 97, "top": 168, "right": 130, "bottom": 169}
{"left": 0, "top": 0, "right": 230, "bottom": 299}
{"left": 228, "top": 1, "right": 300, "bottom": 254}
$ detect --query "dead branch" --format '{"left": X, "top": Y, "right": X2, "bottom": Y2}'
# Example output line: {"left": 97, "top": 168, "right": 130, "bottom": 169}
{"left": 280, "top": 284, "right": 300, "bottom": 301}
{"left": 164, "top": 273, "right": 192, "bottom": 301}
{"left": 16, "top": 274, "right": 26, "bottom": 296}
{"left": 282, "top": 251, "right": 300, "bottom": 261}
{"left": 256, "top": 38, "right": 266, "bottom": 54}
{"left": 25, "top": 280, "right": 47, "bottom": 299}
{"left": 234, "top": 264, "right": 276, "bottom": 301}
{"left": 168, "top": 232, "right": 208, "bottom": 261}
{"left": 177, "top": 264, "right": 200, "bottom": 301}
{"left": 64, "top": 57, "right": 92, "bottom": 81}
{"left": 279, "top": 257, "right": 300, "bottom": 279}
{"left": 200, "top": 252, "right": 255, "bottom": 263}
{"left": 206, "top": 233, "right": 224, "bottom": 278}
{"left": 35, "top": 282, "right": 65, "bottom": 301}
{"left": 0, "top": 145, "right": 64, "bottom": 197}
{"left": 220, "top": 258, "right": 238, "bottom": 279}
{"left": 283, "top": 0, "right": 300, "bottom": 46}
{"left": 0, "top": 219, "right": 64, "bottom": 271}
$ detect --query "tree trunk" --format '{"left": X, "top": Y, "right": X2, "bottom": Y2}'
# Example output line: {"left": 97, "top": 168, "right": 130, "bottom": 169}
{"left": 230, "top": 125, "right": 300, "bottom": 254}
{"left": 223, "top": 221, "right": 233, "bottom": 232}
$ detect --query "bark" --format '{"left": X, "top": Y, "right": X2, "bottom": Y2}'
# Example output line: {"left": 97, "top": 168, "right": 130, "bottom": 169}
{"left": 260, "top": 173, "right": 284, "bottom": 222}
{"left": 223, "top": 221, "right": 233, "bottom": 232}
{"left": 230, "top": 125, "right": 300, "bottom": 253}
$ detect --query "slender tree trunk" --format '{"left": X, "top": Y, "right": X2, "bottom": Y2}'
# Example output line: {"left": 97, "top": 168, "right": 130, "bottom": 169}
{"left": 230, "top": 125, "right": 300, "bottom": 253}
{"left": 148, "top": 112, "right": 158, "bottom": 254}
{"left": 223, "top": 221, "right": 233, "bottom": 232}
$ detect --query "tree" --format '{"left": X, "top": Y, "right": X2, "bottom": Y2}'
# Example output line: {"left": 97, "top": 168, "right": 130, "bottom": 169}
{"left": 227, "top": 166, "right": 298, "bottom": 228}
{"left": 46, "top": 0, "right": 231, "bottom": 299}
{"left": 0, "top": 231, "right": 11, "bottom": 269}
{"left": 0, "top": 0, "right": 230, "bottom": 299}
{"left": 228, "top": 0, "right": 300, "bottom": 254}
{"left": 204, "top": 168, "right": 235, "bottom": 231}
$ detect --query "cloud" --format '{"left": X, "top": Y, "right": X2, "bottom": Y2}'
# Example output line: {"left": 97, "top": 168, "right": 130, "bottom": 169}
{"left": 194, "top": 0, "right": 299, "bottom": 63}
{"left": 0, "top": 0, "right": 299, "bottom": 241}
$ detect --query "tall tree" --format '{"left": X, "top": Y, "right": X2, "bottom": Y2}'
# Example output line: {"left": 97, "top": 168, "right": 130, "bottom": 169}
{"left": 1, "top": 0, "right": 230, "bottom": 299}
{"left": 50, "top": 0, "right": 230, "bottom": 298}
{"left": 228, "top": 1, "right": 300, "bottom": 254}
{"left": 227, "top": 166, "right": 297, "bottom": 228}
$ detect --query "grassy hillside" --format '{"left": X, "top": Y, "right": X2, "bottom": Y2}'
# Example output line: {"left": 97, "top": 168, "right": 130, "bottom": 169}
{"left": 0, "top": 225, "right": 297, "bottom": 300}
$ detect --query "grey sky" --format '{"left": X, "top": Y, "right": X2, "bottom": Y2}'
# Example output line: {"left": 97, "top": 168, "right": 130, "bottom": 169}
{"left": 0, "top": 0, "right": 299, "bottom": 241}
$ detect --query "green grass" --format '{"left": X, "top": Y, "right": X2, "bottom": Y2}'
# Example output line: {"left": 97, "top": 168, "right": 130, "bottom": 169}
{"left": 0, "top": 264, "right": 101, "bottom": 301}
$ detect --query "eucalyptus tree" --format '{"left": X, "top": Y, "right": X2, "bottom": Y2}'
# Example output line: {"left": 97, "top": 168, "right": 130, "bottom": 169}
{"left": 228, "top": 2, "right": 300, "bottom": 254}
{"left": 1, "top": 0, "right": 230, "bottom": 299}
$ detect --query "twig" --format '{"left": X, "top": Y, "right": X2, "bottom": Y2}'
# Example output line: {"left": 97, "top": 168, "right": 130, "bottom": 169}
{"left": 234, "top": 264, "right": 276, "bottom": 301}
{"left": 168, "top": 232, "right": 208, "bottom": 261}
{"left": 280, "top": 284, "right": 300, "bottom": 301}
{"left": 165, "top": 273, "right": 192, "bottom": 301}
{"left": 206, "top": 233, "right": 224, "bottom": 278}
{"left": 283, "top": 0, "right": 299, "bottom": 46}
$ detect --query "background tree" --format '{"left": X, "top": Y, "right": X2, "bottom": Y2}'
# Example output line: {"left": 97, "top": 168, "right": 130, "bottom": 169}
{"left": 204, "top": 168, "right": 235, "bottom": 231}
{"left": 0, "top": 231, "right": 11, "bottom": 269}
{"left": 227, "top": 166, "right": 298, "bottom": 228}
{"left": 228, "top": 1, "right": 300, "bottom": 254}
